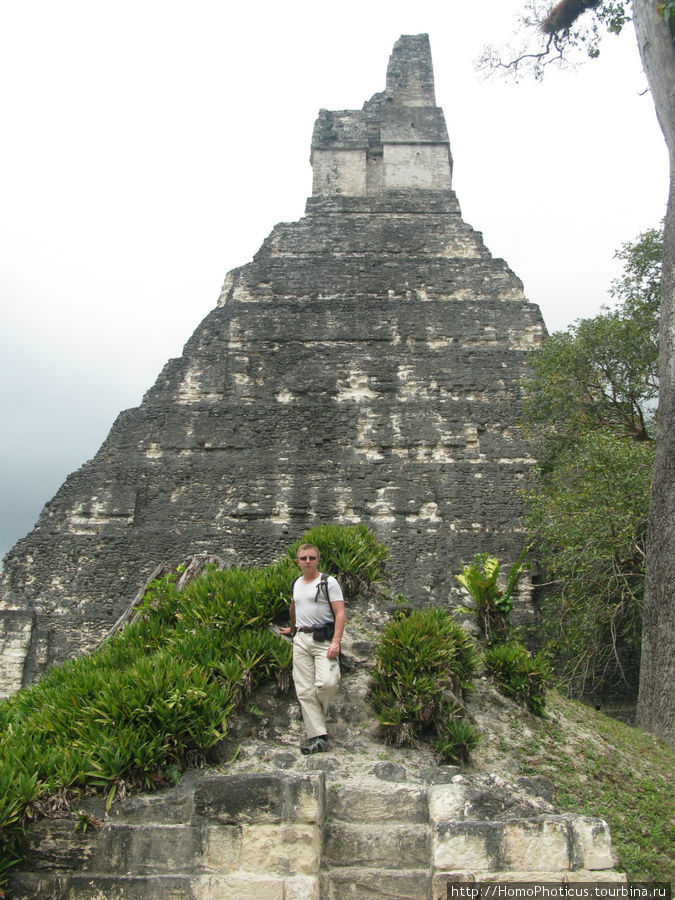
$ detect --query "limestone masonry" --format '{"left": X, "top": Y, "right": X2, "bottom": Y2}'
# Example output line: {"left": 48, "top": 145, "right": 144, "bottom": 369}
{"left": 9, "top": 770, "right": 623, "bottom": 899}
{"left": 0, "top": 34, "right": 546, "bottom": 694}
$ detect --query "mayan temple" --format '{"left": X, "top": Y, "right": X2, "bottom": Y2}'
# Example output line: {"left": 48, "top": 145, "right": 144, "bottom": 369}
{"left": 0, "top": 34, "right": 546, "bottom": 695}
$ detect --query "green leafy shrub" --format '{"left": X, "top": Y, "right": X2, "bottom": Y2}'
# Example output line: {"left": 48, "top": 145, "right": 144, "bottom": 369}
{"left": 525, "top": 431, "right": 651, "bottom": 696}
{"left": 519, "top": 226, "right": 661, "bottom": 697}
{"left": 288, "top": 523, "right": 390, "bottom": 596}
{"left": 455, "top": 550, "right": 529, "bottom": 641}
{"left": 484, "top": 640, "right": 551, "bottom": 715}
{"left": 434, "top": 716, "right": 482, "bottom": 765}
{"left": 370, "top": 606, "right": 478, "bottom": 756}
{"left": 0, "top": 524, "right": 386, "bottom": 890}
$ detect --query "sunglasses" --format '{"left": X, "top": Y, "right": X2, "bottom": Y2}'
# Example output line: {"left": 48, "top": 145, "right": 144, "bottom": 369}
{"left": 298, "top": 555, "right": 318, "bottom": 561}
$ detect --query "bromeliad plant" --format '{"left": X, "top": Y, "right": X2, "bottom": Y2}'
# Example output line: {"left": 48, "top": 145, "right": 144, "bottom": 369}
{"left": 455, "top": 550, "right": 551, "bottom": 715}
{"left": 455, "top": 550, "right": 530, "bottom": 642}
{"left": 287, "top": 523, "right": 390, "bottom": 597}
{"left": 0, "top": 524, "right": 389, "bottom": 892}
{"left": 433, "top": 716, "right": 482, "bottom": 764}
{"left": 483, "top": 640, "right": 551, "bottom": 716}
{"left": 370, "top": 606, "right": 480, "bottom": 763}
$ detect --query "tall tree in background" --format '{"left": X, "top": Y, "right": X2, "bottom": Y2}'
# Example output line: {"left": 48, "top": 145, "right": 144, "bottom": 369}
{"left": 522, "top": 226, "right": 661, "bottom": 699}
{"left": 632, "top": 1, "right": 675, "bottom": 750}
{"left": 482, "top": 0, "right": 674, "bottom": 745}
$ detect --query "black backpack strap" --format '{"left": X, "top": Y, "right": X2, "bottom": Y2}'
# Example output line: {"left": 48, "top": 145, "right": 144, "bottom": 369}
{"left": 315, "top": 573, "right": 330, "bottom": 602}
{"left": 290, "top": 576, "right": 299, "bottom": 601}
{"left": 316, "top": 573, "right": 336, "bottom": 621}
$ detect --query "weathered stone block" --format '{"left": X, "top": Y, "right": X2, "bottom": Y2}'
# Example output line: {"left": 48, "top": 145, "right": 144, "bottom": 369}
{"left": 199, "top": 824, "right": 242, "bottom": 872}
{"left": 371, "top": 762, "right": 408, "bottom": 783}
{"left": 326, "top": 782, "right": 429, "bottom": 823}
{"left": 433, "top": 821, "right": 503, "bottom": 871}
{"left": 477, "top": 871, "right": 565, "bottom": 883}
{"left": 324, "top": 822, "right": 430, "bottom": 868}
{"left": 429, "top": 783, "right": 468, "bottom": 822}
{"left": 20, "top": 819, "right": 95, "bottom": 872}
{"left": 239, "top": 823, "right": 319, "bottom": 875}
{"left": 67, "top": 872, "right": 197, "bottom": 898}
{"left": 0, "top": 608, "right": 33, "bottom": 697}
{"left": 429, "top": 775, "right": 555, "bottom": 825}
{"left": 121, "top": 824, "right": 202, "bottom": 875}
{"left": 564, "top": 870, "right": 628, "bottom": 883}
{"left": 568, "top": 816, "right": 614, "bottom": 870}
{"left": 432, "top": 871, "right": 477, "bottom": 900}
{"left": 192, "top": 773, "right": 324, "bottom": 825}
{"left": 501, "top": 817, "right": 570, "bottom": 871}
{"left": 283, "top": 874, "right": 320, "bottom": 900}
{"left": 106, "top": 778, "right": 195, "bottom": 825}
{"left": 7, "top": 871, "right": 69, "bottom": 900}
{"left": 311, "top": 148, "right": 367, "bottom": 197}
{"left": 321, "top": 867, "right": 430, "bottom": 900}
{"left": 195, "top": 874, "right": 285, "bottom": 900}
{"left": 384, "top": 143, "right": 452, "bottom": 190}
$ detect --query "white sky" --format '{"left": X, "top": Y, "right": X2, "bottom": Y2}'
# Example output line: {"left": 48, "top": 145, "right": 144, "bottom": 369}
{"left": 0, "top": 0, "right": 669, "bottom": 562}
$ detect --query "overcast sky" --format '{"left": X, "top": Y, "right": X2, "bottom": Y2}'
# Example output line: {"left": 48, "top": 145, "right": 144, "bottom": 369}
{"left": 0, "top": 1, "right": 668, "bottom": 564}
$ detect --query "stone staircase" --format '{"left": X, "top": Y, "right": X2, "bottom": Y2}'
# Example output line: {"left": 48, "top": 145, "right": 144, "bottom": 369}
{"left": 10, "top": 770, "right": 326, "bottom": 899}
{"left": 7, "top": 638, "right": 627, "bottom": 898}
{"left": 8, "top": 764, "right": 625, "bottom": 899}
{"left": 321, "top": 779, "right": 432, "bottom": 898}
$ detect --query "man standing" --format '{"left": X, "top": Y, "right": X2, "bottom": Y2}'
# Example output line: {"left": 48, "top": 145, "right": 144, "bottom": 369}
{"left": 279, "top": 544, "right": 345, "bottom": 754}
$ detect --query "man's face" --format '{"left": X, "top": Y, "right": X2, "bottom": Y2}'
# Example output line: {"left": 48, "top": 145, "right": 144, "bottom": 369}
{"left": 296, "top": 548, "right": 320, "bottom": 576}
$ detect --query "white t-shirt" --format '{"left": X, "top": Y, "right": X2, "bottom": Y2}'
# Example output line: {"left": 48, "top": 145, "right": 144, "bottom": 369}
{"left": 293, "top": 574, "right": 344, "bottom": 628}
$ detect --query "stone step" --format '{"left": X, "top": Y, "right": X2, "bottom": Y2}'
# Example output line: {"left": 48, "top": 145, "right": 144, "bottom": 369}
{"left": 21, "top": 820, "right": 222, "bottom": 877}
{"left": 190, "top": 771, "right": 325, "bottom": 825}
{"left": 321, "top": 866, "right": 431, "bottom": 900}
{"left": 323, "top": 822, "right": 430, "bottom": 869}
{"left": 8, "top": 871, "right": 193, "bottom": 900}
{"left": 9, "top": 870, "right": 320, "bottom": 900}
{"left": 20, "top": 816, "right": 318, "bottom": 880}
{"left": 432, "top": 814, "right": 614, "bottom": 874}
{"left": 325, "top": 781, "right": 429, "bottom": 824}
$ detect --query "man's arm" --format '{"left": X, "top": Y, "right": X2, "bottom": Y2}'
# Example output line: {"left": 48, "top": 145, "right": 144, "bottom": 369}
{"left": 327, "top": 601, "right": 345, "bottom": 659}
{"left": 279, "top": 601, "right": 296, "bottom": 636}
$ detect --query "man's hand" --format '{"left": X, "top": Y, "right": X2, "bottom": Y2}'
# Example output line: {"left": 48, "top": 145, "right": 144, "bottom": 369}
{"left": 327, "top": 640, "right": 340, "bottom": 659}
{"left": 279, "top": 625, "right": 293, "bottom": 636}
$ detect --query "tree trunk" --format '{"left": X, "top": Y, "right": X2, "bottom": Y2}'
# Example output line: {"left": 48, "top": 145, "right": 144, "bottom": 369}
{"left": 633, "top": 0, "right": 675, "bottom": 747}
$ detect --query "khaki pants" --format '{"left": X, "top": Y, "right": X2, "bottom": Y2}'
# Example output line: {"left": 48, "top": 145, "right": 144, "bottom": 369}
{"left": 292, "top": 631, "right": 341, "bottom": 739}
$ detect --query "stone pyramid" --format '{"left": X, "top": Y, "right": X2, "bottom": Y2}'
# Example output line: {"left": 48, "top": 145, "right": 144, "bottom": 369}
{"left": 0, "top": 34, "right": 546, "bottom": 694}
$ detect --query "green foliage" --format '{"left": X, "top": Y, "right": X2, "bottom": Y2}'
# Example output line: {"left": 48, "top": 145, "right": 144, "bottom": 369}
{"left": 523, "top": 224, "right": 661, "bottom": 460}
{"left": 0, "top": 524, "right": 385, "bottom": 890}
{"left": 611, "top": 224, "right": 664, "bottom": 323}
{"left": 523, "top": 317, "right": 658, "bottom": 467}
{"left": 433, "top": 717, "right": 482, "bottom": 765}
{"left": 483, "top": 640, "right": 551, "bottom": 716}
{"left": 521, "top": 225, "right": 661, "bottom": 698}
{"left": 288, "top": 523, "right": 389, "bottom": 595}
{"left": 370, "top": 607, "right": 478, "bottom": 757}
{"left": 455, "top": 550, "right": 529, "bottom": 641}
{"left": 526, "top": 431, "right": 652, "bottom": 695}
{"left": 657, "top": 1, "right": 675, "bottom": 37}
{"left": 593, "top": 2, "right": 631, "bottom": 37}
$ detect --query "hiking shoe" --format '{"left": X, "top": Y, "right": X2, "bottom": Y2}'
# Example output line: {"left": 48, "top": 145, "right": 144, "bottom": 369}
{"left": 300, "top": 735, "right": 329, "bottom": 755}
